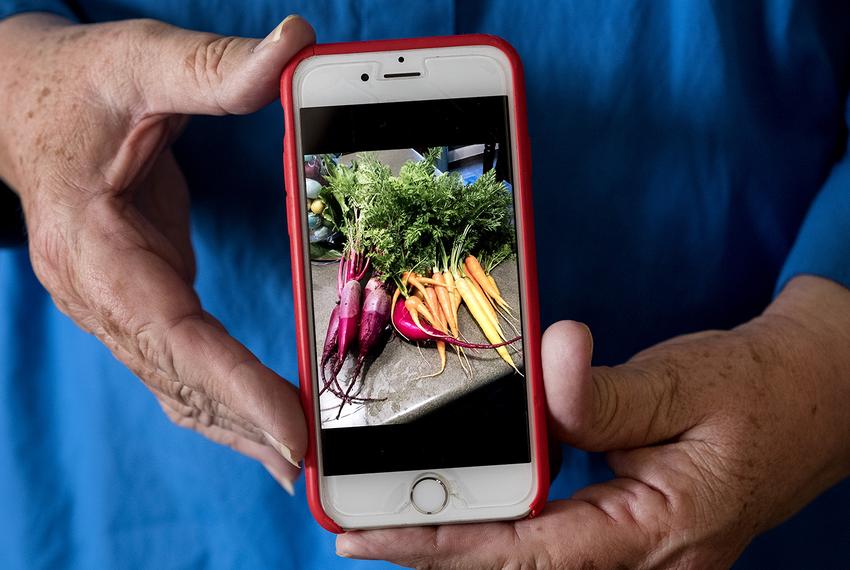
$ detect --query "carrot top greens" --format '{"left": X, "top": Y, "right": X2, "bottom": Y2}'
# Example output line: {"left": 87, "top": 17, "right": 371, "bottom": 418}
{"left": 319, "top": 149, "right": 515, "bottom": 282}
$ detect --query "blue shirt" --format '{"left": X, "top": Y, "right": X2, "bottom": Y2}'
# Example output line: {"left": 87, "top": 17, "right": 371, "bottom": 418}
{"left": 1, "top": 1, "right": 849, "bottom": 568}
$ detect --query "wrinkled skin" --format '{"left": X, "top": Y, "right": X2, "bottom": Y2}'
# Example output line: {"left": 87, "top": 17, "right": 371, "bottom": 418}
{"left": 337, "top": 276, "right": 850, "bottom": 568}
{"left": 0, "top": 13, "right": 316, "bottom": 490}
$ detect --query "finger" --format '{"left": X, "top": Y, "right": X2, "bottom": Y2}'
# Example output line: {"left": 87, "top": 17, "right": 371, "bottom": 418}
{"left": 542, "top": 320, "right": 697, "bottom": 451}
{"left": 158, "top": 396, "right": 300, "bottom": 494}
{"left": 78, "top": 198, "right": 308, "bottom": 465}
{"left": 132, "top": 15, "right": 315, "bottom": 115}
{"left": 336, "top": 498, "right": 658, "bottom": 569}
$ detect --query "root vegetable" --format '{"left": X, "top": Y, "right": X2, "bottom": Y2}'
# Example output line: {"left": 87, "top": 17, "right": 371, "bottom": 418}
{"left": 392, "top": 299, "right": 519, "bottom": 349}
{"left": 336, "top": 280, "right": 361, "bottom": 361}
{"left": 319, "top": 304, "right": 340, "bottom": 395}
{"left": 456, "top": 277, "right": 517, "bottom": 369}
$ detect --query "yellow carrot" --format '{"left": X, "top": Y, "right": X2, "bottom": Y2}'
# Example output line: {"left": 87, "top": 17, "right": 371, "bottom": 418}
{"left": 465, "top": 267, "right": 500, "bottom": 330}
{"left": 466, "top": 254, "right": 512, "bottom": 310}
{"left": 436, "top": 340, "right": 446, "bottom": 374}
{"left": 487, "top": 274, "right": 501, "bottom": 297}
{"left": 456, "top": 277, "right": 515, "bottom": 368}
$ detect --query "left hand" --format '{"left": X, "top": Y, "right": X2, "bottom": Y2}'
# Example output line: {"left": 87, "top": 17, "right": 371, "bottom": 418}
{"left": 335, "top": 275, "right": 850, "bottom": 569}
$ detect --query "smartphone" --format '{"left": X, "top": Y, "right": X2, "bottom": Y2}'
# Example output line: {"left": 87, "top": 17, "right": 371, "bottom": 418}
{"left": 281, "top": 35, "right": 548, "bottom": 532}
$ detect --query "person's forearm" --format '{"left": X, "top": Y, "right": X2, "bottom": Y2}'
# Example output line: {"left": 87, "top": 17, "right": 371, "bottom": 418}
{"left": 0, "top": 13, "right": 76, "bottom": 190}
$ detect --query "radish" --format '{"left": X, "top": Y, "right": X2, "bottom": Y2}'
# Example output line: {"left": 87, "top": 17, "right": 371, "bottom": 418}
{"left": 333, "top": 279, "right": 361, "bottom": 367}
{"left": 364, "top": 276, "right": 382, "bottom": 297}
{"left": 392, "top": 299, "right": 520, "bottom": 349}
{"left": 319, "top": 304, "right": 340, "bottom": 395}
{"left": 337, "top": 280, "right": 391, "bottom": 418}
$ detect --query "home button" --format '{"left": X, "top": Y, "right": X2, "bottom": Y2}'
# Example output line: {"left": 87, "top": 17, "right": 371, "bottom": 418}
{"left": 410, "top": 476, "right": 448, "bottom": 515}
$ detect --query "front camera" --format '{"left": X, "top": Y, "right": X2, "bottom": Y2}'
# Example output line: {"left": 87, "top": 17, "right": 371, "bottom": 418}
{"left": 361, "top": 73, "right": 369, "bottom": 82}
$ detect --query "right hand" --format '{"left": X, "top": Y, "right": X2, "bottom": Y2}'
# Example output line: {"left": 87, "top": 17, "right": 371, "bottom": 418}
{"left": 0, "top": 13, "right": 315, "bottom": 492}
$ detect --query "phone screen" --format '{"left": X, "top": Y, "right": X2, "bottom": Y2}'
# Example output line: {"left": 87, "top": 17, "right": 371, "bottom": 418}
{"left": 299, "top": 96, "right": 530, "bottom": 476}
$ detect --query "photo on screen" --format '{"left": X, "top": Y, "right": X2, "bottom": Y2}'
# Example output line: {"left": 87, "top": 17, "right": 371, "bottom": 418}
{"left": 304, "top": 145, "right": 524, "bottom": 429}
{"left": 298, "top": 96, "right": 530, "bottom": 474}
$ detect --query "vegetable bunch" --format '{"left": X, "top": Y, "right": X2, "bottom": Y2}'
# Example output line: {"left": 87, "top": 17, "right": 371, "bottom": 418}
{"left": 317, "top": 149, "right": 522, "bottom": 416}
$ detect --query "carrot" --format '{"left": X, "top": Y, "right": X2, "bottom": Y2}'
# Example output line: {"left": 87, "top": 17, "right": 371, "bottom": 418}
{"left": 407, "top": 294, "right": 446, "bottom": 380}
{"left": 466, "top": 254, "right": 512, "bottom": 311}
{"left": 432, "top": 272, "right": 457, "bottom": 337}
{"left": 391, "top": 272, "right": 411, "bottom": 323}
{"left": 405, "top": 296, "right": 436, "bottom": 331}
{"left": 391, "top": 287, "right": 401, "bottom": 321}
{"left": 455, "top": 276, "right": 516, "bottom": 369}
{"left": 465, "top": 267, "right": 500, "bottom": 331}
{"left": 436, "top": 340, "right": 446, "bottom": 374}
{"left": 415, "top": 276, "right": 447, "bottom": 288}
{"left": 487, "top": 274, "right": 501, "bottom": 298}
{"left": 407, "top": 273, "right": 430, "bottom": 299}
{"left": 444, "top": 270, "right": 461, "bottom": 323}
{"left": 424, "top": 287, "right": 447, "bottom": 333}
{"left": 393, "top": 299, "right": 521, "bottom": 348}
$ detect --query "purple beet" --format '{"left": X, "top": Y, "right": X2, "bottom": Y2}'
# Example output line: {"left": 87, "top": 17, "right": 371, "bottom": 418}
{"left": 319, "top": 304, "right": 340, "bottom": 395}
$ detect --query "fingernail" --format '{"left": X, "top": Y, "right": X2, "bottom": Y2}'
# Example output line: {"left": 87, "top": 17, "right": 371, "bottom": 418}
{"left": 280, "top": 477, "right": 295, "bottom": 496}
{"left": 265, "top": 465, "right": 297, "bottom": 495}
{"left": 253, "top": 15, "right": 299, "bottom": 53}
{"left": 262, "top": 430, "right": 301, "bottom": 468}
{"left": 336, "top": 536, "right": 354, "bottom": 558}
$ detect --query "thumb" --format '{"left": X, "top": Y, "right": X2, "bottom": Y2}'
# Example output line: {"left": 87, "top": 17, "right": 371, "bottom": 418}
{"left": 135, "top": 15, "right": 315, "bottom": 116}
{"left": 542, "top": 320, "right": 694, "bottom": 451}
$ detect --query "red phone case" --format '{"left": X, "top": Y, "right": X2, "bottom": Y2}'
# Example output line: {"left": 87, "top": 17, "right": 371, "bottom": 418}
{"left": 281, "top": 34, "right": 548, "bottom": 534}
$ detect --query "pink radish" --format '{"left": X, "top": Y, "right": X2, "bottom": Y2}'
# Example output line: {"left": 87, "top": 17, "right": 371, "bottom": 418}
{"left": 351, "top": 283, "right": 391, "bottom": 378}
{"left": 338, "top": 280, "right": 391, "bottom": 418}
{"left": 336, "top": 280, "right": 362, "bottom": 360}
{"left": 329, "top": 278, "right": 362, "bottom": 389}
{"left": 364, "top": 276, "right": 382, "bottom": 297}
{"left": 319, "top": 305, "right": 340, "bottom": 395}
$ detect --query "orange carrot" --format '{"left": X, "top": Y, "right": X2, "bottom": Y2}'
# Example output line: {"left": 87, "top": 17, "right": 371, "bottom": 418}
{"left": 432, "top": 272, "right": 457, "bottom": 337}
{"left": 391, "top": 273, "right": 411, "bottom": 323}
{"left": 405, "top": 296, "right": 436, "bottom": 330}
{"left": 415, "top": 276, "right": 447, "bottom": 287}
{"left": 444, "top": 270, "right": 461, "bottom": 317}
{"left": 407, "top": 273, "right": 430, "bottom": 299}
{"left": 424, "top": 287, "right": 447, "bottom": 333}
{"left": 391, "top": 287, "right": 401, "bottom": 321}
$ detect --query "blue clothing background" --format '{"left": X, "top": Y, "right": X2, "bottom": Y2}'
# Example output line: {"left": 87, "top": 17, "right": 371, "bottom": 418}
{"left": 2, "top": 0, "right": 850, "bottom": 568}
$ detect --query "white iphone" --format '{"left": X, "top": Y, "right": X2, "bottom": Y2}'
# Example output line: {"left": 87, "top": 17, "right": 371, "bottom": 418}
{"left": 281, "top": 35, "right": 548, "bottom": 531}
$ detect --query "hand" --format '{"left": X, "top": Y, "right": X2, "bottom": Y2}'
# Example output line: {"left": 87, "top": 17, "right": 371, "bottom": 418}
{"left": 0, "top": 13, "right": 315, "bottom": 491}
{"left": 336, "top": 275, "right": 850, "bottom": 568}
